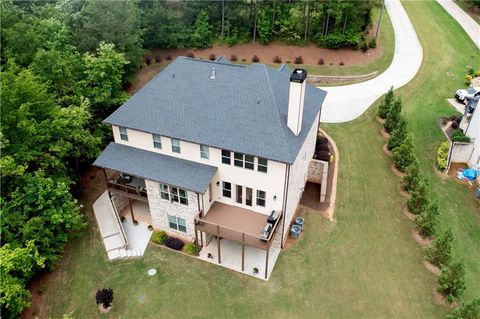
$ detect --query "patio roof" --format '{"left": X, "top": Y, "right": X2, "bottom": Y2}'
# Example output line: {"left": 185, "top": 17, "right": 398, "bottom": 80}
{"left": 93, "top": 142, "right": 217, "bottom": 193}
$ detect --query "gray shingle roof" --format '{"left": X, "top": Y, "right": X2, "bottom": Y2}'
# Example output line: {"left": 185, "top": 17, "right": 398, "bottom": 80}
{"left": 93, "top": 142, "right": 217, "bottom": 193}
{"left": 104, "top": 57, "right": 326, "bottom": 164}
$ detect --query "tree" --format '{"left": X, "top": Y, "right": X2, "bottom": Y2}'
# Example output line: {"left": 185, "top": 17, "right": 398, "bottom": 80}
{"left": 387, "top": 115, "right": 407, "bottom": 151}
{"left": 191, "top": 10, "right": 213, "bottom": 49}
{"left": 425, "top": 228, "right": 454, "bottom": 268}
{"left": 257, "top": 7, "right": 274, "bottom": 44}
{"left": 407, "top": 176, "right": 431, "bottom": 214}
{"left": 1, "top": 172, "right": 86, "bottom": 269}
{"left": 384, "top": 97, "right": 402, "bottom": 132}
{"left": 393, "top": 134, "right": 417, "bottom": 172}
{"left": 437, "top": 259, "right": 467, "bottom": 300}
{"left": 446, "top": 298, "right": 480, "bottom": 319}
{"left": 416, "top": 202, "right": 439, "bottom": 238}
{"left": 402, "top": 160, "right": 421, "bottom": 192}
{"left": 0, "top": 241, "right": 45, "bottom": 318}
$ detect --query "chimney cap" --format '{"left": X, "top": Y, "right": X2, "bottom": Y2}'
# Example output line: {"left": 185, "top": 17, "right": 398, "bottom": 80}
{"left": 290, "top": 68, "right": 307, "bottom": 83}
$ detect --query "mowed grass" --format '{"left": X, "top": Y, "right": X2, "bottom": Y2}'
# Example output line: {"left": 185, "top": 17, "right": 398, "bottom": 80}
{"left": 41, "top": 2, "right": 478, "bottom": 318}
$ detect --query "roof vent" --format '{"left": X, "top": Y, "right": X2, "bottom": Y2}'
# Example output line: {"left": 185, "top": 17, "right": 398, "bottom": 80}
{"left": 172, "top": 73, "right": 175, "bottom": 79}
{"left": 257, "top": 98, "right": 260, "bottom": 104}
{"left": 210, "top": 67, "right": 216, "bottom": 80}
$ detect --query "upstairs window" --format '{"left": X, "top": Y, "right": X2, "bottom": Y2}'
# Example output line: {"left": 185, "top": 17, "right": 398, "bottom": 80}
{"left": 234, "top": 152, "right": 254, "bottom": 170}
{"left": 234, "top": 152, "right": 243, "bottom": 167}
{"left": 256, "top": 190, "right": 266, "bottom": 207}
{"left": 153, "top": 134, "right": 162, "bottom": 149}
{"left": 160, "top": 183, "right": 170, "bottom": 200}
{"left": 200, "top": 145, "right": 209, "bottom": 159}
{"left": 222, "top": 181, "right": 232, "bottom": 198}
{"left": 257, "top": 158, "right": 268, "bottom": 173}
{"left": 119, "top": 127, "right": 128, "bottom": 141}
{"left": 221, "top": 150, "right": 231, "bottom": 164}
{"left": 159, "top": 184, "right": 188, "bottom": 205}
{"left": 244, "top": 155, "right": 254, "bottom": 170}
{"left": 171, "top": 138, "right": 181, "bottom": 153}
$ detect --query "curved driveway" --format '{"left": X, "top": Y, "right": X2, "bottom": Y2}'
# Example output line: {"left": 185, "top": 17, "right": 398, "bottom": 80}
{"left": 436, "top": 0, "right": 480, "bottom": 49}
{"left": 319, "top": 0, "right": 423, "bottom": 123}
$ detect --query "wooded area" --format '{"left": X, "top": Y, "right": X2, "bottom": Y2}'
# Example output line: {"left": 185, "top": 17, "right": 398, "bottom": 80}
{"left": 0, "top": 0, "right": 378, "bottom": 317}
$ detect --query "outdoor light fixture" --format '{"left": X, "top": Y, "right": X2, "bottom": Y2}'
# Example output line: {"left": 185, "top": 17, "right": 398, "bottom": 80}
{"left": 273, "top": 195, "right": 277, "bottom": 201}
{"left": 216, "top": 181, "right": 220, "bottom": 186}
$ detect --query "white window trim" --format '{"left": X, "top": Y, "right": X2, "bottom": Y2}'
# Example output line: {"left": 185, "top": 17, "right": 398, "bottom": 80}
{"left": 171, "top": 138, "right": 181, "bottom": 153}
{"left": 256, "top": 190, "right": 266, "bottom": 207}
{"left": 119, "top": 127, "right": 128, "bottom": 141}
{"left": 153, "top": 134, "right": 162, "bottom": 149}
{"left": 168, "top": 214, "right": 187, "bottom": 233}
{"left": 257, "top": 157, "right": 268, "bottom": 173}
{"left": 159, "top": 183, "right": 188, "bottom": 206}
{"left": 221, "top": 150, "right": 231, "bottom": 164}
{"left": 200, "top": 145, "right": 209, "bottom": 159}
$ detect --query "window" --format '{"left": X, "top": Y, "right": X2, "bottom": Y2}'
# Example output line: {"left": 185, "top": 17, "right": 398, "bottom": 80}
{"left": 153, "top": 134, "right": 162, "bottom": 149}
{"left": 245, "top": 187, "right": 253, "bottom": 206}
{"left": 119, "top": 127, "right": 128, "bottom": 141}
{"left": 200, "top": 145, "right": 209, "bottom": 159}
{"left": 234, "top": 152, "right": 243, "bottom": 167}
{"left": 236, "top": 185, "right": 243, "bottom": 204}
{"left": 222, "top": 181, "right": 231, "bottom": 198}
{"left": 244, "top": 155, "right": 254, "bottom": 170}
{"left": 221, "top": 150, "right": 231, "bottom": 164}
{"left": 160, "top": 183, "right": 170, "bottom": 200}
{"left": 160, "top": 184, "right": 188, "bottom": 205}
{"left": 257, "top": 158, "right": 268, "bottom": 173}
{"left": 256, "top": 190, "right": 266, "bottom": 207}
{"left": 168, "top": 215, "right": 186, "bottom": 233}
{"left": 171, "top": 138, "right": 181, "bottom": 153}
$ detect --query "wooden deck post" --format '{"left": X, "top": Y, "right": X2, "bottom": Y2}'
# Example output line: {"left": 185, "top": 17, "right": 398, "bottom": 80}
{"left": 217, "top": 225, "right": 221, "bottom": 264}
{"left": 241, "top": 233, "right": 245, "bottom": 271}
{"left": 195, "top": 228, "right": 199, "bottom": 249}
{"left": 265, "top": 247, "right": 269, "bottom": 280}
{"left": 128, "top": 197, "right": 135, "bottom": 222}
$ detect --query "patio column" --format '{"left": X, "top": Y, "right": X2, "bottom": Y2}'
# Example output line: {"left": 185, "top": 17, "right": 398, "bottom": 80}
{"left": 217, "top": 225, "right": 221, "bottom": 264}
{"left": 241, "top": 233, "right": 245, "bottom": 271}
{"left": 265, "top": 247, "right": 269, "bottom": 280}
{"left": 128, "top": 197, "right": 135, "bottom": 222}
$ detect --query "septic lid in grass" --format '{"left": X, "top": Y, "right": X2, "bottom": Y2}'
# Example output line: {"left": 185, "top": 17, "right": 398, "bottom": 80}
{"left": 147, "top": 268, "right": 157, "bottom": 276}
{"left": 138, "top": 294, "right": 146, "bottom": 302}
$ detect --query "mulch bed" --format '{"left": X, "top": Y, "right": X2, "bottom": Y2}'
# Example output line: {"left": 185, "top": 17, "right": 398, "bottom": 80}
{"left": 380, "top": 128, "right": 390, "bottom": 139}
{"left": 423, "top": 260, "right": 441, "bottom": 276}
{"left": 403, "top": 207, "right": 416, "bottom": 221}
{"left": 412, "top": 230, "right": 432, "bottom": 247}
{"left": 390, "top": 163, "right": 405, "bottom": 178}
{"left": 433, "top": 289, "right": 459, "bottom": 308}
{"left": 383, "top": 144, "right": 393, "bottom": 157}
{"left": 398, "top": 184, "right": 409, "bottom": 198}
{"left": 376, "top": 116, "right": 386, "bottom": 124}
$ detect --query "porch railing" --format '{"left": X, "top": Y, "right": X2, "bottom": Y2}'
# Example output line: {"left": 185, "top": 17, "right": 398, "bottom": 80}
{"left": 108, "top": 193, "right": 128, "bottom": 247}
{"left": 106, "top": 180, "right": 148, "bottom": 202}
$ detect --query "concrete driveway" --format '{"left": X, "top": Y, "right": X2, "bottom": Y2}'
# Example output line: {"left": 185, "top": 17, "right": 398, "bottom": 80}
{"left": 319, "top": 0, "right": 423, "bottom": 123}
{"left": 436, "top": 0, "right": 480, "bottom": 49}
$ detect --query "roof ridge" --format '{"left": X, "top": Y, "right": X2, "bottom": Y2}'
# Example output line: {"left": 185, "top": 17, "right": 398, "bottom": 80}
{"left": 261, "top": 64, "right": 291, "bottom": 160}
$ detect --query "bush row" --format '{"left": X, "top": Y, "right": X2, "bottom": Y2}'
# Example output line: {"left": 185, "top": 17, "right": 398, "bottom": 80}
{"left": 151, "top": 230, "right": 198, "bottom": 255}
{"left": 378, "top": 89, "right": 469, "bottom": 307}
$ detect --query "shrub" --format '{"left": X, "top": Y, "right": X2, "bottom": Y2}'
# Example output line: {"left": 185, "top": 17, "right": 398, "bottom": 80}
{"left": 402, "top": 160, "right": 421, "bottom": 192}
{"left": 318, "top": 58, "right": 325, "bottom": 65}
{"left": 285, "top": 60, "right": 291, "bottom": 64}
{"left": 317, "top": 144, "right": 329, "bottom": 152}
{"left": 252, "top": 55, "right": 260, "bottom": 63}
{"left": 437, "top": 141, "right": 450, "bottom": 170}
{"left": 322, "top": 31, "right": 360, "bottom": 49}
{"left": 339, "top": 61, "right": 344, "bottom": 66}
{"left": 317, "top": 135, "right": 329, "bottom": 145}
{"left": 465, "top": 74, "right": 473, "bottom": 81}
{"left": 446, "top": 298, "right": 480, "bottom": 319}
{"left": 183, "top": 242, "right": 198, "bottom": 255}
{"left": 378, "top": 86, "right": 395, "bottom": 119}
{"left": 416, "top": 202, "right": 439, "bottom": 238}
{"left": 273, "top": 55, "right": 282, "bottom": 63}
{"left": 147, "top": 225, "right": 153, "bottom": 231}
{"left": 407, "top": 177, "right": 431, "bottom": 214}
{"left": 230, "top": 54, "right": 237, "bottom": 62}
{"left": 467, "top": 68, "right": 475, "bottom": 76}
{"left": 360, "top": 41, "right": 369, "bottom": 52}
{"left": 425, "top": 228, "right": 454, "bottom": 268}
{"left": 315, "top": 150, "right": 330, "bottom": 161}
{"left": 151, "top": 230, "right": 167, "bottom": 245}
{"left": 393, "top": 135, "right": 417, "bottom": 172}
{"left": 368, "top": 37, "right": 377, "bottom": 48}
{"left": 96, "top": 288, "right": 113, "bottom": 309}
{"left": 452, "top": 130, "right": 471, "bottom": 142}
{"left": 384, "top": 97, "right": 402, "bottom": 132}
{"left": 387, "top": 116, "right": 407, "bottom": 151}
{"left": 165, "top": 54, "right": 172, "bottom": 60}
{"left": 155, "top": 55, "right": 162, "bottom": 63}
{"left": 294, "top": 56, "right": 303, "bottom": 64}
{"left": 209, "top": 53, "right": 216, "bottom": 61}
{"left": 451, "top": 121, "right": 459, "bottom": 129}
{"left": 145, "top": 56, "right": 152, "bottom": 65}
{"left": 187, "top": 52, "right": 195, "bottom": 58}
{"left": 165, "top": 237, "right": 184, "bottom": 250}
{"left": 241, "top": 58, "right": 246, "bottom": 62}
{"left": 475, "top": 69, "right": 480, "bottom": 77}
{"left": 437, "top": 259, "right": 467, "bottom": 300}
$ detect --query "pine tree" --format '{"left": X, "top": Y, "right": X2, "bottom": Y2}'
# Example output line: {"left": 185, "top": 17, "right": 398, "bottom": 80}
{"left": 393, "top": 135, "right": 417, "bottom": 172}
{"left": 407, "top": 176, "right": 431, "bottom": 214}
{"left": 387, "top": 115, "right": 407, "bottom": 151}
{"left": 425, "top": 228, "right": 454, "bottom": 268}
{"left": 416, "top": 202, "right": 439, "bottom": 238}
{"left": 437, "top": 259, "right": 467, "bottom": 300}
{"left": 378, "top": 86, "right": 395, "bottom": 119}
{"left": 446, "top": 298, "right": 480, "bottom": 319}
{"left": 402, "top": 160, "right": 421, "bottom": 192}
{"left": 384, "top": 97, "right": 402, "bottom": 132}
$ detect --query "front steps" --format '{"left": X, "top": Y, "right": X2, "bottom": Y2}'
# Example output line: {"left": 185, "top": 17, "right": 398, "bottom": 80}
{"left": 107, "top": 247, "right": 143, "bottom": 260}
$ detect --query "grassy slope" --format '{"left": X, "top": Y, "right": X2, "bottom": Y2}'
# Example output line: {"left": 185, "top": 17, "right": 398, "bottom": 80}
{"left": 42, "top": 1, "right": 478, "bottom": 318}
{"left": 398, "top": 0, "right": 480, "bottom": 301}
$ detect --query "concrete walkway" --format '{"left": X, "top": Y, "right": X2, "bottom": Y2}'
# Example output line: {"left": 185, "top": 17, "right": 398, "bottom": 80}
{"left": 436, "top": 0, "right": 480, "bottom": 49}
{"left": 319, "top": 0, "right": 423, "bottom": 123}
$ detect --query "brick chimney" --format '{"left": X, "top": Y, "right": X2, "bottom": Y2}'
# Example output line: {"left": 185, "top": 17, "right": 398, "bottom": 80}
{"left": 287, "top": 69, "right": 307, "bottom": 136}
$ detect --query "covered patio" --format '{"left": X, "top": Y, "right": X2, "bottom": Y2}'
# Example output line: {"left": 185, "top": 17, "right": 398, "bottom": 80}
{"left": 195, "top": 202, "right": 283, "bottom": 280}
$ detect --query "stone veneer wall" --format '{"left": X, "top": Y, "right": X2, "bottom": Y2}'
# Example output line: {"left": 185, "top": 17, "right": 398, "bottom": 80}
{"left": 283, "top": 113, "right": 319, "bottom": 244}
{"left": 307, "top": 159, "right": 329, "bottom": 202}
{"left": 145, "top": 180, "right": 198, "bottom": 241}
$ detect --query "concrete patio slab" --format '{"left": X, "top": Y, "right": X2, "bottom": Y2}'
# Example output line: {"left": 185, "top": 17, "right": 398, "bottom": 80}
{"left": 122, "top": 220, "right": 152, "bottom": 256}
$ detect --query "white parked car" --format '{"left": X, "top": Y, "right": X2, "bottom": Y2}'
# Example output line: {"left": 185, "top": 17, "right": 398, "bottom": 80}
{"left": 455, "top": 86, "right": 480, "bottom": 102}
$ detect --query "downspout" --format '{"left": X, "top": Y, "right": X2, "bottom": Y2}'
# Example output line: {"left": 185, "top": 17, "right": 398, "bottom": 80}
{"left": 281, "top": 164, "right": 291, "bottom": 249}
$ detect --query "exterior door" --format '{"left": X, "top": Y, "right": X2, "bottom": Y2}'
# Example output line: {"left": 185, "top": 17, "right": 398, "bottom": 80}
{"left": 236, "top": 185, "right": 243, "bottom": 204}
{"left": 245, "top": 187, "right": 253, "bottom": 206}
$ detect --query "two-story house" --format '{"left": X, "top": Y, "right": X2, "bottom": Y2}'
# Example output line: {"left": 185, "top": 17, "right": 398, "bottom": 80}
{"left": 92, "top": 56, "right": 326, "bottom": 279}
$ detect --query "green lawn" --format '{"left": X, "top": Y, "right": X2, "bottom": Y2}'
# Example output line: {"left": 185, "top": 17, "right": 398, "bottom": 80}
{"left": 41, "top": 1, "right": 478, "bottom": 318}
